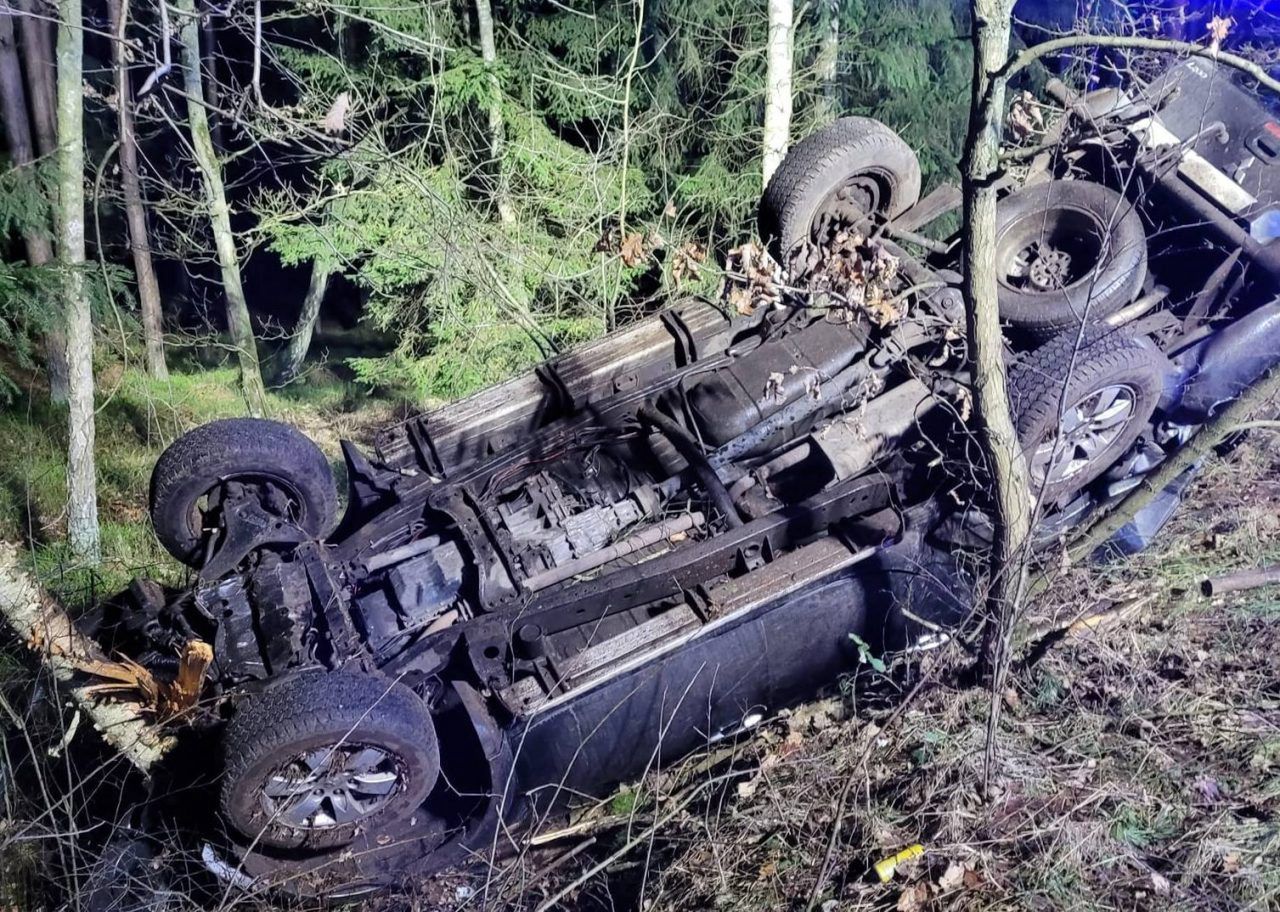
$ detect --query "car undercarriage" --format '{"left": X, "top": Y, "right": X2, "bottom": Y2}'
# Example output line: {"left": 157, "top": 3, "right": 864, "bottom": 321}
{"left": 78, "top": 63, "right": 1280, "bottom": 898}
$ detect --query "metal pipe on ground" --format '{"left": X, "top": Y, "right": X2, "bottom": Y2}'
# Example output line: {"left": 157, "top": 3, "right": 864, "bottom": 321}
{"left": 1200, "top": 564, "right": 1280, "bottom": 597}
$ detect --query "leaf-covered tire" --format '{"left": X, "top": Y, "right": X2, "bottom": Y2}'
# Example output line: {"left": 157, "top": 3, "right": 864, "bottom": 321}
{"left": 1010, "top": 329, "right": 1165, "bottom": 505}
{"left": 221, "top": 671, "right": 441, "bottom": 851}
{"left": 995, "top": 180, "right": 1148, "bottom": 339}
{"left": 759, "top": 116, "right": 922, "bottom": 263}
{"left": 148, "top": 418, "right": 337, "bottom": 566}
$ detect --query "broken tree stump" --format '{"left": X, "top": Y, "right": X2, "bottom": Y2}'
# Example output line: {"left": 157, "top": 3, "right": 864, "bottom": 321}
{"left": 0, "top": 541, "right": 173, "bottom": 772}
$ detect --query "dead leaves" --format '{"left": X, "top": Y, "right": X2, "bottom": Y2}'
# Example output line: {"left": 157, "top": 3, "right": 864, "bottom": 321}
{"left": 793, "top": 229, "right": 904, "bottom": 327}
{"left": 321, "top": 91, "right": 352, "bottom": 134}
{"left": 619, "top": 232, "right": 646, "bottom": 267}
{"left": 671, "top": 241, "right": 706, "bottom": 284}
{"left": 1208, "top": 15, "right": 1233, "bottom": 53}
{"left": 724, "top": 241, "right": 783, "bottom": 315}
{"left": 1008, "top": 90, "right": 1046, "bottom": 141}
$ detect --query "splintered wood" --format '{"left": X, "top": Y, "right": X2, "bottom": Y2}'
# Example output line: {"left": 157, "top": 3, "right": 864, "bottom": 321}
{"left": 0, "top": 541, "right": 201, "bottom": 772}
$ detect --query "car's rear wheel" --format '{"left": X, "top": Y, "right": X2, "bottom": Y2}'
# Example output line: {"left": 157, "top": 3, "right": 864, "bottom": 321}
{"left": 149, "top": 418, "right": 337, "bottom": 567}
{"left": 759, "top": 116, "right": 922, "bottom": 264}
{"left": 221, "top": 670, "right": 441, "bottom": 851}
{"left": 1010, "top": 329, "right": 1165, "bottom": 505}
{"left": 995, "top": 180, "right": 1148, "bottom": 339}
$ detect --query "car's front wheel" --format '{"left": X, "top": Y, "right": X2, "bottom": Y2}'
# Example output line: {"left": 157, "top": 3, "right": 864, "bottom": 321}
{"left": 221, "top": 671, "right": 441, "bottom": 850}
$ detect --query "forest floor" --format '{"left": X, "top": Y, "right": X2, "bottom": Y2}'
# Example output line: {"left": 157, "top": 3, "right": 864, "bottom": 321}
{"left": 0, "top": 370, "right": 1277, "bottom": 911}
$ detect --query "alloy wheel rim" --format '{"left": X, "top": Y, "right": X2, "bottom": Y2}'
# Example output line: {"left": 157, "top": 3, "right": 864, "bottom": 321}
{"left": 260, "top": 742, "right": 405, "bottom": 830}
{"left": 1031, "top": 383, "right": 1137, "bottom": 488}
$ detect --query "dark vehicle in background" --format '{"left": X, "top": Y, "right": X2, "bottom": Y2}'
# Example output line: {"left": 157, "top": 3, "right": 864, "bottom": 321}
{"left": 89, "top": 60, "right": 1280, "bottom": 898}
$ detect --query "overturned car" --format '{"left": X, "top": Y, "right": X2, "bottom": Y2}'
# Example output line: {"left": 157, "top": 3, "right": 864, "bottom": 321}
{"left": 90, "top": 62, "right": 1280, "bottom": 897}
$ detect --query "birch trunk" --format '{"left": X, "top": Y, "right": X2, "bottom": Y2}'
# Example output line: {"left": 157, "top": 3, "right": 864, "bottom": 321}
{"left": 277, "top": 257, "right": 331, "bottom": 384}
{"left": 108, "top": 0, "right": 167, "bottom": 379}
{"left": 475, "top": 0, "right": 514, "bottom": 223}
{"left": 176, "top": 0, "right": 266, "bottom": 416}
{"left": 762, "top": 0, "right": 794, "bottom": 187}
{"left": 56, "top": 0, "right": 99, "bottom": 562}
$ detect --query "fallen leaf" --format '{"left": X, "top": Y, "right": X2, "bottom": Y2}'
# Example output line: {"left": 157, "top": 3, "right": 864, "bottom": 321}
{"left": 620, "top": 232, "right": 646, "bottom": 266}
{"left": 896, "top": 883, "right": 929, "bottom": 912}
{"left": 663, "top": 198, "right": 678, "bottom": 218}
{"left": 938, "top": 861, "right": 966, "bottom": 891}
{"left": 1208, "top": 15, "right": 1233, "bottom": 52}
{"left": 1151, "top": 872, "right": 1171, "bottom": 895}
{"left": 1223, "top": 852, "right": 1241, "bottom": 873}
{"left": 322, "top": 91, "right": 351, "bottom": 134}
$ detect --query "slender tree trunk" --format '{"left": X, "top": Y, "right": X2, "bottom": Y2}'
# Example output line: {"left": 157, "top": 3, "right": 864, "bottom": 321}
{"left": 55, "top": 0, "right": 99, "bottom": 562}
{"left": 964, "top": 0, "right": 1031, "bottom": 780}
{"left": 200, "top": 15, "right": 223, "bottom": 151}
{"left": 475, "top": 0, "right": 514, "bottom": 223}
{"left": 762, "top": 0, "right": 794, "bottom": 187}
{"left": 277, "top": 257, "right": 330, "bottom": 384}
{"left": 1, "top": 8, "right": 69, "bottom": 401}
{"left": 176, "top": 0, "right": 266, "bottom": 416}
{"left": 108, "top": 0, "right": 167, "bottom": 379}
{"left": 817, "top": 0, "right": 839, "bottom": 118}
{"left": 15, "top": 0, "right": 57, "bottom": 156}
{"left": 0, "top": 12, "right": 49, "bottom": 270}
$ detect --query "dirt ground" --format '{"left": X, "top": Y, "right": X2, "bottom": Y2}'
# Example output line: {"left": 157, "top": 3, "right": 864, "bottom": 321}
{"left": 440, "top": 436, "right": 1279, "bottom": 912}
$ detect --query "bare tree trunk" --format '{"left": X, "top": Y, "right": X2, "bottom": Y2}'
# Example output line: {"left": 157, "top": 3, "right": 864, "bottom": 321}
{"left": 200, "top": 14, "right": 223, "bottom": 151}
{"left": 475, "top": 0, "right": 514, "bottom": 223}
{"left": 0, "top": 11, "right": 50, "bottom": 269}
{"left": 108, "top": 0, "right": 167, "bottom": 380}
{"left": 277, "top": 257, "right": 330, "bottom": 384}
{"left": 176, "top": 0, "right": 266, "bottom": 416}
{"left": 55, "top": 0, "right": 99, "bottom": 563}
{"left": 15, "top": 0, "right": 57, "bottom": 156}
{"left": 963, "top": 0, "right": 1032, "bottom": 780}
{"left": 817, "top": 0, "right": 839, "bottom": 117}
{"left": 762, "top": 0, "right": 794, "bottom": 187}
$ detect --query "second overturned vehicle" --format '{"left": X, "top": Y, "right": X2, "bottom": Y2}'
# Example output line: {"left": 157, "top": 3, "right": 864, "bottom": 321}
{"left": 91, "top": 63, "right": 1280, "bottom": 897}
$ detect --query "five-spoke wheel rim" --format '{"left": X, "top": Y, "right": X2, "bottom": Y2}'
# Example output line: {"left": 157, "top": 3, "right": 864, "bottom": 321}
{"left": 1031, "top": 383, "right": 1137, "bottom": 488}
{"left": 260, "top": 743, "right": 405, "bottom": 831}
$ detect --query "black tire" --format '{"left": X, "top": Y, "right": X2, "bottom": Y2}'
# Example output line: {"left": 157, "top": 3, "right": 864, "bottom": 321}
{"left": 149, "top": 418, "right": 337, "bottom": 566}
{"left": 995, "top": 180, "right": 1148, "bottom": 339}
{"left": 221, "top": 671, "right": 441, "bottom": 851}
{"left": 759, "top": 116, "right": 922, "bottom": 263}
{"left": 1010, "top": 329, "right": 1165, "bottom": 505}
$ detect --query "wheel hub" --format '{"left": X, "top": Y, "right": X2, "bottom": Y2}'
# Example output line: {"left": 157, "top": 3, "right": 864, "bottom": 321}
{"left": 1027, "top": 245, "right": 1074, "bottom": 290}
{"left": 261, "top": 743, "right": 405, "bottom": 831}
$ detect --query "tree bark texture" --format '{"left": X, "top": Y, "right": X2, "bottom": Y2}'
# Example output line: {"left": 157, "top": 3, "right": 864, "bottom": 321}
{"left": 817, "top": 0, "right": 839, "bottom": 116}
{"left": 56, "top": 0, "right": 100, "bottom": 562}
{"left": 176, "top": 0, "right": 267, "bottom": 416}
{"left": 15, "top": 0, "right": 57, "bottom": 156}
{"left": 762, "top": 0, "right": 794, "bottom": 187}
{"left": 278, "top": 257, "right": 331, "bottom": 384}
{"left": 1, "top": 7, "right": 69, "bottom": 401}
{"left": 475, "top": 0, "right": 514, "bottom": 223}
{"left": 0, "top": 11, "right": 52, "bottom": 269}
{"left": 108, "top": 0, "right": 168, "bottom": 379}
